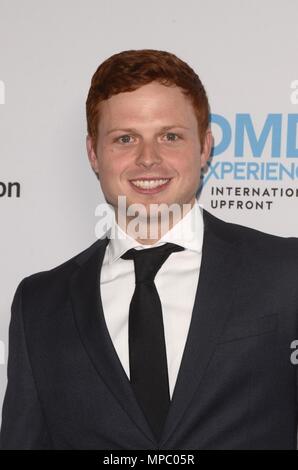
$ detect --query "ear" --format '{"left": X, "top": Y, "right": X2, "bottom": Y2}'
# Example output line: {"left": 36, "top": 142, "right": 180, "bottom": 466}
{"left": 200, "top": 128, "right": 213, "bottom": 169}
{"left": 86, "top": 134, "right": 99, "bottom": 176}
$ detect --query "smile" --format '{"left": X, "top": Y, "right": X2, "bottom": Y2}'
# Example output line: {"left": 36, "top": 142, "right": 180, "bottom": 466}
{"left": 131, "top": 178, "right": 170, "bottom": 188}
{"left": 129, "top": 178, "right": 172, "bottom": 194}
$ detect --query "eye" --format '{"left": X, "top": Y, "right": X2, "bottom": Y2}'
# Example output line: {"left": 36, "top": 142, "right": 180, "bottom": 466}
{"left": 117, "top": 134, "right": 134, "bottom": 144}
{"left": 164, "top": 132, "right": 180, "bottom": 142}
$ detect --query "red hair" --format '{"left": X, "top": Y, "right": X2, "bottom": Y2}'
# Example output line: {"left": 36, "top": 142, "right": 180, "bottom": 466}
{"left": 86, "top": 49, "right": 210, "bottom": 147}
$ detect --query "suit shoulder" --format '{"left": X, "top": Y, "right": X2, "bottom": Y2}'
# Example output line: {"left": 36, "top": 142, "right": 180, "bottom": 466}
{"left": 18, "top": 238, "right": 106, "bottom": 299}
{"left": 203, "top": 209, "right": 298, "bottom": 253}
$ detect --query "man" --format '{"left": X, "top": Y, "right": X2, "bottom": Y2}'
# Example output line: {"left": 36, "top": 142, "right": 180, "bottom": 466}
{"left": 1, "top": 49, "right": 298, "bottom": 450}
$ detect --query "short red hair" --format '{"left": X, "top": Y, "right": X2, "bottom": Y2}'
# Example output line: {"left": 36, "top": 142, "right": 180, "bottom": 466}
{"left": 86, "top": 49, "right": 210, "bottom": 147}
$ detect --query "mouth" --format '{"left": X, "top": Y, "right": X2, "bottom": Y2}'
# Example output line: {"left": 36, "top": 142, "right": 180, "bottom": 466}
{"left": 129, "top": 177, "right": 172, "bottom": 194}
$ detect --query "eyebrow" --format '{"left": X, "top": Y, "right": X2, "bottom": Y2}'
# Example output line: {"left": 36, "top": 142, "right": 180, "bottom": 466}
{"left": 106, "top": 125, "right": 190, "bottom": 135}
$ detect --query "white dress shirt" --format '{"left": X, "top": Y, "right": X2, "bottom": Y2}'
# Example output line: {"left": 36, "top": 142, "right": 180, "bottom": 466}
{"left": 100, "top": 199, "right": 204, "bottom": 399}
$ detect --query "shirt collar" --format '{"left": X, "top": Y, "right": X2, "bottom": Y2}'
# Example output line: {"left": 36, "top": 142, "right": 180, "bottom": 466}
{"left": 107, "top": 199, "right": 204, "bottom": 264}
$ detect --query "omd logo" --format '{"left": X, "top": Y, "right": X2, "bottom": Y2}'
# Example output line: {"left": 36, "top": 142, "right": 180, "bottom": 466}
{"left": 211, "top": 113, "right": 298, "bottom": 158}
{"left": 0, "top": 181, "right": 21, "bottom": 198}
{"left": 203, "top": 113, "right": 298, "bottom": 184}
{"left": 0, "top": 80, "right": 5, "bottom": 104}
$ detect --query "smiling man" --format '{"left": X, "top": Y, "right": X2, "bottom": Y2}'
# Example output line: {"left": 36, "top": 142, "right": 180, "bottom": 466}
{"left": 1, "top": 49, "right": 298, "bottom": 450}
{"left": 86, "top": 79, "right": 211, "bottom": 244}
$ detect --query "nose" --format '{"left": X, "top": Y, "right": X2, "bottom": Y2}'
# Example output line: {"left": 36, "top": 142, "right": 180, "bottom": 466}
{"left": 136, "top": 141, "right": 162, "bottom": 168}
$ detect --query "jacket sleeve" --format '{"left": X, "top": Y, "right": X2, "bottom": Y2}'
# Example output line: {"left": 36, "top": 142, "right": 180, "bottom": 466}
{"left": 0, "top": 279, "right": 53, "bottom": 449}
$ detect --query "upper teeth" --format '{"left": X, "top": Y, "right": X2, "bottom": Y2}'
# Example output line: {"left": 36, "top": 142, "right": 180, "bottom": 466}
{"left": 131, "top": 179, "right": 170, "bottom": 188}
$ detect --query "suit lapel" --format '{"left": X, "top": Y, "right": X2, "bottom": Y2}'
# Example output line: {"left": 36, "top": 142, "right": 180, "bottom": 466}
{"left": 69, "top": 236, "right": 156, "bottom": 444}
{"left": 159, "top": 210, "right": 242, "bottom": 446}
{"left": 69, "top": 210, "right": 242, "bottom": 447}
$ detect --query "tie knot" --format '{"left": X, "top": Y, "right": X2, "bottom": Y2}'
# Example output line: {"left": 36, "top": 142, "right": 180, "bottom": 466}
{"left": 121, "top": 242, "right": 184, "bottom": 283}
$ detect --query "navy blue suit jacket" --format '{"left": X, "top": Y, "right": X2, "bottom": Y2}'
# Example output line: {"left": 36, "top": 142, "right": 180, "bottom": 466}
{"left": 1, "top": 210, "right": 298, "bottom": 449}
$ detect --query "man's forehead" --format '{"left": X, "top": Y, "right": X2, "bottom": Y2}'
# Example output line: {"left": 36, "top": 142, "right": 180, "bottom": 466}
{"left": 98, "top": 89, "right": 195, "bottom": 125}
{"left": 101, "top": 83, "right": 188, "bottom": 108}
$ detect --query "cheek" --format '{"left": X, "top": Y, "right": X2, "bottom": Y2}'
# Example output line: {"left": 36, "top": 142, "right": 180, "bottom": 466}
{"left": 102, "top": 163, "right": 131, "bottom": 195}
{"left": 173, "top": 147, "right": 201, "bottom": 174}
{"left": 98, "top": 148, "right": 127, "bottom": 176}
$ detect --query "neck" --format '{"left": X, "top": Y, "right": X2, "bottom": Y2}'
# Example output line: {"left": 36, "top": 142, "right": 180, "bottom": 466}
{"left": 115, "top": 198, "right": 196, "bottom": 245}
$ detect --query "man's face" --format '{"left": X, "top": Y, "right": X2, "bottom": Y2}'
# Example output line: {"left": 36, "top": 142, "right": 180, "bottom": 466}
{"left": 87, "top": 81, "right": 212, "bottom": 215}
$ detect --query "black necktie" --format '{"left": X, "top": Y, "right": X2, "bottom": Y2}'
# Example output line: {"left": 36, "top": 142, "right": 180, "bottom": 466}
{"left": 121, "top": 242, "right": 185, "bottom": 440}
